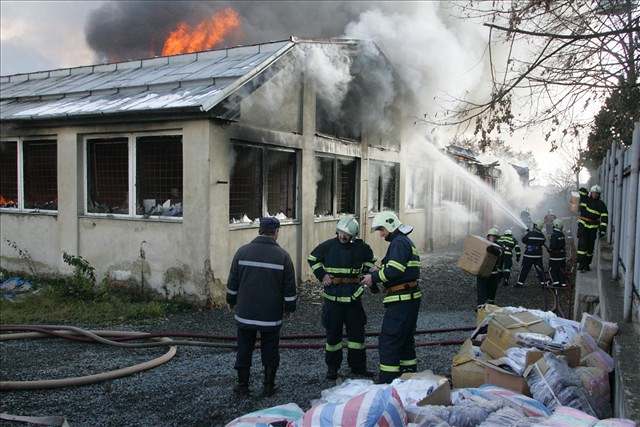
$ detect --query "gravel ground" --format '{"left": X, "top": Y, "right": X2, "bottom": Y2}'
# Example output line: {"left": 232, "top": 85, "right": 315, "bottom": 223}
{"left": 0, "top": 250, "right": 569, "bottom": 426}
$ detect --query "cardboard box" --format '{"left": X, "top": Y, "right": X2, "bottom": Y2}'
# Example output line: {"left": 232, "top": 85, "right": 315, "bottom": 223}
{"left": 457, "top": 235, "right": 501, "bottom": 277}
{"left": 400, "top": 370, "right": 452, "bottom": 406}
{"left": 526, "top": 346, "right": 580, "bottom": 368}
{"left": 451, "top": 339, "right": 486, "bottom": 389}
{"left": 480, "top": 311, "right": 555, "bottom": 359}
{"left": 480, "top": 360, "right": 531, "bottom": 396}
{"left": 476, "top": 303, "right": 502, "bottom": 326}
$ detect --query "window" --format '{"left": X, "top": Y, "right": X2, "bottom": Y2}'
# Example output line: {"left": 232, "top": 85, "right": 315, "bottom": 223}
{"left": 314, "top": 156, "right": 334, "bottom": 216}
{"left": 406, "top": 167, "right": 427, "bottom": 210}
{"left": 0, "top": 141, "right": 18, "bottom": 208}
{"left": 0, "top": 138, "right": 57, "bottom": 211}
{"left": 84, "top": 133, "right": 183, "bottom": 218}
{"left": 314, "top": 155, "right": 358, "bottom": 218}
{"left": 368, "top": 160, "right": 398, "bottom": 213}
{"left": 87, "top": 137, "right": 129, "bottom": 214}
{"left": 229, "top": 143, "right": 298, "bottom": 223}
{"left": 23, "top": 140, "right": 58, "bottom": 210}
{"left": 136, "top": 135, "right": 182, "bottom": 217}
{"left": 229, "top": 145, "right": 263, "bottom": 222}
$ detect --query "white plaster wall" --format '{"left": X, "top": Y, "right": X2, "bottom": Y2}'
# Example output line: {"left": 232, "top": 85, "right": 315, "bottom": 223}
{"left": 0, "top": 213, "right": 59, "bottom": 274}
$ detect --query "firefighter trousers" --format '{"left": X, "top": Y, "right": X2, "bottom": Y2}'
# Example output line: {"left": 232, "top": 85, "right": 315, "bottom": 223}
{"left": 517, "top": 256, "right": 545, "bottom": 286}
{"left": 378, "top": 298, "right": 420, "bottom": 383}
{"left": 234, "top": 326, "right": 280, "bottom": 370}
{"left": 577, "top": 225, "right": 597, "bottom": 268}
{"left": 549, "top": 258, "right": 566, "bottom": 286}
{"left": 321, "top": 299, "right": 367, "bottom": 371}
{"left": 477, "top": 274, "right": 499, "bottom": 306}
{"left": 502, "top": 257, "right": 513, "bottom": 284}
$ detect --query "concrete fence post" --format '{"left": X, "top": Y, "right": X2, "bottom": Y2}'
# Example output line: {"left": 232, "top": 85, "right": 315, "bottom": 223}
{"left": 607, "top": 144, "right": 616, "bottom": 242}
{"left": 612, "top": 144, "right": 625, "bottom": 279}
{"left": 623, "top": 123, "right": 640, "bottom": 322}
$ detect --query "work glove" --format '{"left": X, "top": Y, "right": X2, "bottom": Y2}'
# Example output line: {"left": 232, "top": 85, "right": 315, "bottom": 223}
{"left": 322, "top": 274, "right": 333, "bottom": 286}
{"left": 486, "top": 245, "right": 501, "bottom": 256}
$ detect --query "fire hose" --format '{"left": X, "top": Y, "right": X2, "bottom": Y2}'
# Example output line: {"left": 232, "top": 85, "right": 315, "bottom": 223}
{"left": 0, "top": 324, "right": 472, "bottom": 391}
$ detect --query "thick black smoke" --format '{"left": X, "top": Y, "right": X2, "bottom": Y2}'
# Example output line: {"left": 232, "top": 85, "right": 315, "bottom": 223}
{"left": 85, "top": 1, "right": 385, "bottom": 61}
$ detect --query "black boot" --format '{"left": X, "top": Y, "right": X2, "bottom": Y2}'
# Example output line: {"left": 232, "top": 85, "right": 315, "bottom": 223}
{"left": 326, "top": 366, "right": 339, "bottom": 380}
{"left": 262, "top": 366, "right": 277, "bottom": 397}
{"left": 350, "top": 366, "right": 374, "bottom": 378}
{"left": 233, "top": 368, "right": 250, "bottom": 396}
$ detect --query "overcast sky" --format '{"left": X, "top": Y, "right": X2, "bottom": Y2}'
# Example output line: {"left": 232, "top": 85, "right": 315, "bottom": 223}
{"left": 0, "top": 0, "right": 583, "bottom": 185}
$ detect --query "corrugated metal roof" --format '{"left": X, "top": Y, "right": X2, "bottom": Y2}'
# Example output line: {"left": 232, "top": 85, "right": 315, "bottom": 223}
{"left": 0, "top": 40, "right": 295, "bottom": 120}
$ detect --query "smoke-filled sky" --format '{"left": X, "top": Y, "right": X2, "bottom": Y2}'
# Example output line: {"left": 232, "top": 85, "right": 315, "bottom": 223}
{"left": 0, "top": 0, "right": 585, "bottom": 185}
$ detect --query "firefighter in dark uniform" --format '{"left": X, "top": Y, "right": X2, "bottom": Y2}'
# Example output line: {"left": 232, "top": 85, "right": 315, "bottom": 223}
{"left": 226, "top": 217, "right": 297, "bottom": 397}
{"left": 515, "top": 221, "right": 547, "bottom": 287}
{"left": 307, "top": 216, "right": 376, "bottom": 380}
{"left": 548, "top": 219, "right": 568, "bottom": 288}
{"left": 577, "top": 185, "right": 608, "bottom": 271}
{"left": 497, "top": 229, "right": 521, "bottom": 287}
{"left": 477, "top": 228, "right": 503, "bottom": 306}
{"left": 360, "top": 212, "right": 421, "bottom": 384}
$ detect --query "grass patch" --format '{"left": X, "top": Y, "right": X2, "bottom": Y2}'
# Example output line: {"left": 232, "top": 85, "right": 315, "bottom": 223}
{"left": 0, "top": 268, "right": 194, "bottom": 324}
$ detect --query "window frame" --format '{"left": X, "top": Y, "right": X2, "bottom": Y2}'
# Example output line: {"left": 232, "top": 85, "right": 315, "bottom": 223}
{"left": 368, "top": 159, "right": 400, "bottom": 215}
{"left": 229, "top": 141, "right": 300, "bottom": 227}
{"left": 405, "top": 166, "right": 428, "bottom": 212}
{"left": 313, "top": 153, "right": 359, "bottom": 221}
{"left": 82, "top": 131, "right": 183, "bottom": 221}
{"left": 0, "top": 136, "right": 57, "bottom": 214}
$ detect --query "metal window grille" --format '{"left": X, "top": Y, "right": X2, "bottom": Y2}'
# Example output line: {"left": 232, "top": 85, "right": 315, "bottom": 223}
{"left": 136, "top": 135, "right": 183, "bottom": 217}
{"left": 23, "top": 140, "right": 57, "bottom": 210}
{"left": 266, "top": 149, "right": 296, "bottom": 219}
{"left": 0, "top": 141, "right": 18, "bottom": 208}
{"left": 229, "top": 145, "right": 263, "bottom": 222}
{"left": 336, "top": 158, "right": 357, "bottom": 214}
{"left": 314, "top": 156, "right": 334, "bottom": 216}
{"left": 87, "top": 137, "right": 129, "bottom": 214}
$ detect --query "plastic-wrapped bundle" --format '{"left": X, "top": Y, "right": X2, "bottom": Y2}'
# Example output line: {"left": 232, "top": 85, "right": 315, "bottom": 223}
{"left": 575, "top": 366, "right": 612, "bottom": 419}
{"left": 549, "top": 317, "right": 580, "bottom": 345}
{"left": 316, "top": 379, "right": 381, "bottom": 405}
{"left": 580, "top": 313, "right": 618, "bottom": 353}
{"left": 405, "top": 405, "right": 451, "bottom": 426}
{"left": 478, "top": 407, "right": 527, "bottom": 426}
{"left": 225, "top": 403, "right": 304, "bottom": 427}
{"left": 447, "top": 399, "right": 504, "bottom": 427}
{"left": 571, "top": 333, "right": 615, "bottom": 373}
{"left": 410, "top": 416, "right": 451, "bottom": 427}
{"left": 526, "top": 353, "right": 596, "bottom": 417}
{"left": 456, "top": 385, "right": 551, "bottom": 417}
{"left": 502, "top": 347, "right": 537, "bottom": 375}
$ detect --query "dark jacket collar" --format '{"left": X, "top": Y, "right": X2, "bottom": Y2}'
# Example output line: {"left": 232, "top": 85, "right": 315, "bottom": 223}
{"left": 252, "top": 235, "right": 279, "bottom": 246}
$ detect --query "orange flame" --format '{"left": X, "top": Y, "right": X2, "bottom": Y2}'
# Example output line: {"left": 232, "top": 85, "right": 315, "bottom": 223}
{"left": 161, "top": 8, "right": 241, "bottom": 56}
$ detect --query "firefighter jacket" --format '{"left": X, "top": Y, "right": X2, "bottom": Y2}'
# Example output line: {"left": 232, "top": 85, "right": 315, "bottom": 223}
{"left": 227, "top": 236, "right": 297, "bottom": 330}
{"left": 308, "top": 237, "right": 375, "bottom": 302}
{"left": 579, "top": 195, "right": 608, "bottom": 235}
{"left": 496, "top": 235, "right": 522, "bottom": 260}
{"left": 522, "top": 229, "right": 546, "bottom": 258}
{"left": 548, "top": 228, "right": 566, "bottom": 260}
{"left": 371, "top": 229, "right": 421, "bottom": 303}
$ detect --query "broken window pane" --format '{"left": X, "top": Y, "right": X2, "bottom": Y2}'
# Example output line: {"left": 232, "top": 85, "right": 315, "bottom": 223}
{"left": 0, "top": 141, "right": 18, "bottom": 208}
{"left": 23, "top": 140, "right": 57, "bottom": 210}
{"left": 266, "top": 149, "right": 297, "bottom": 220}
{"left": 368, "top": 160, "right": 399, "bottom": 213}
{"left": 336, "top": 158, "right": 357, "bottom": 214}
{"left": 230, "top": 145, "right": 262, "bottom": 223}
{"left": 87, "top": 137, "right": 129, "bottom": 214}
{"left": 314, "top": 156, "right": 334, "bottom": 217}
{"left": 136, "top": 135, "right": 183, "bottom": 217}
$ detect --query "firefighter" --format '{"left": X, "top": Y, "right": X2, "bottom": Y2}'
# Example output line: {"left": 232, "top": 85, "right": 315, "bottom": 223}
{"left": 477, "top": 228, "right": 503, "bottom": 305}
{"left": 497, "top": 229, "right": 521, "bottom": 287}
{"left": 360, "top": 212, "right": 421, "bottom": 384}
{"left": 577, "top": 185, "right": 608, "bottom": 271}
{"left": 548, "top": 219, "right": 567, "bottom": 288}
{"left": 515, "top": 221, "right": 547, "bottom": 287}
{"left": 307, "top": 216, "right": 376, "bottom": 380}
{"left": 227, "top": 217, "right": 297, "bottom": 397}
{"left": 544, "top": 209, "right": 557, "bottom": 236}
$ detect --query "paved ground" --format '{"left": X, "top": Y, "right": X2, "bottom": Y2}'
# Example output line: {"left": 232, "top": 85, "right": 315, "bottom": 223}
{"left": 0, "top": 250, "right": 568, "bottom": 426}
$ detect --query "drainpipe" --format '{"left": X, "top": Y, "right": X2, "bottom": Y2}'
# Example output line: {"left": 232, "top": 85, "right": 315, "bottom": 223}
{"left": 607, "top": 143, "right": 617, "bottom": 242}
{"left": 623, "top": 122, "right": 640, "bottom": 322}
{"left": 612, "top": 144, "right": 625, "bottom": 280}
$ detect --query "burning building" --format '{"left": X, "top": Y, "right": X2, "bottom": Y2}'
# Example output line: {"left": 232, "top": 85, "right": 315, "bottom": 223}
{"left": 0, "top": 37, "right": 439, "bottom": 300}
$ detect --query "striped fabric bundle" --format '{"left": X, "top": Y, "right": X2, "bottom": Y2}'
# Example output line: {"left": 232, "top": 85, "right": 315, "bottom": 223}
{"left": 459, "top": 385, "right": 552, "bottom": 418}
{"left": 301, "top": 386, "right": 407, "bottom": 427}
{"left": 225, "top": 403, "right": 304, "bottom": 427}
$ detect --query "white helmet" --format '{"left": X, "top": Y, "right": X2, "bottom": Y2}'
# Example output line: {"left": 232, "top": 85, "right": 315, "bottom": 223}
{"left": 590, "top": 185, "right": 601, "bottom": 193}
{"left": 504, "top": 229, "right": 512, "bottom": 236}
